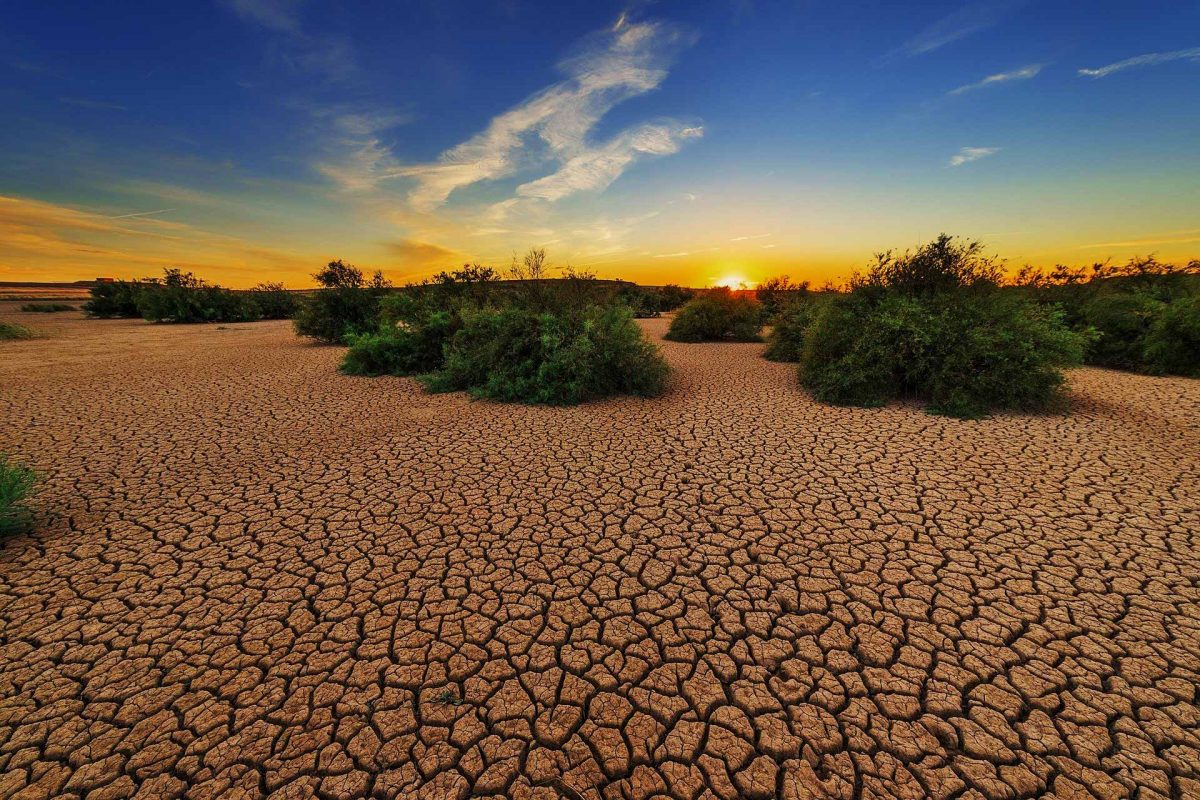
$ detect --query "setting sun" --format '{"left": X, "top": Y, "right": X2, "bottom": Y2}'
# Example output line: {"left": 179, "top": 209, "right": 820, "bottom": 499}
{"left": 713, "top": 274, "right": 749, "bottom": 289}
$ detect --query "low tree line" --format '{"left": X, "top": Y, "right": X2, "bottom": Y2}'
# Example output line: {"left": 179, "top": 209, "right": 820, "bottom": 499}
{"left": 84, "top": 270, "right": 299, "bottom": 323}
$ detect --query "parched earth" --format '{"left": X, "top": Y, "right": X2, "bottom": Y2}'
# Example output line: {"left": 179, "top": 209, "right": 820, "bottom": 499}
{"left": 1, "top": 306, "right": 1198, "bottom": 800}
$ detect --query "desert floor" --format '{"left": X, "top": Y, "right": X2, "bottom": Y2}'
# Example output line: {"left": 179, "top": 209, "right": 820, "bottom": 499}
{"left": 1, "top": 304, "right": 1198, "bottom": 800}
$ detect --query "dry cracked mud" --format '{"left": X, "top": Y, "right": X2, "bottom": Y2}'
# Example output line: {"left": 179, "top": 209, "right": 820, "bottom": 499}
{"left": 1, "top": 306, "right": 1198, "bottom": 800}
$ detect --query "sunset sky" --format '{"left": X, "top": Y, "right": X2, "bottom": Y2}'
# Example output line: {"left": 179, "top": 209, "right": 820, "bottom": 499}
{"left": 2, "top": 1, "right": 1198, "bottom": 288}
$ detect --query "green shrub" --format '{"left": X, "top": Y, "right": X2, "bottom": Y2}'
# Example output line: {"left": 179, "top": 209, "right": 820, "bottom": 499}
{"left": 136, "top": 270, "right": 259, "bottom": 323}
{"left": 763, "top": 295, "right": 826, "bottom": 362}
{"left": 0, "top": 321, "right": 34, "bottom": 340}
{"left": 248, "top": 283, "right": 299, "bottom": 320}
{"left": 656, "top": 284, "right": 695, "bottom": 312}
{"left": 665, "top": 288, "right": 763, "bottom": 342}
{"left": 1143, "top": 295, "right": 1200, "bottom": 377}
{"left": 756, "top": 276, "right": 809, "bottom": 322}
{"left": 799, "top": 235, "right": 1087, "bottom": 418}
{"left": 294, "top": 260, "right": 391, "bottom": 344}
{"left": 614, "top": 284, "right": 662, "bottom": 318}
{"left": 424, "top": 305, "right": 668, "bottom": 404}
{"left": 0, "top": 455, "right": 37, "bottom": 535}
{"left": 84, "top": 280, "right": 147, "bottom": 318}
{"left": 1080, "top": 292, "right": 1162, "bottom": 371}
{"left": 341, "top": 312, "right": 457, "bottom": 377}
{"left": 20, "top": 303, "right": 75, "bottom": 313}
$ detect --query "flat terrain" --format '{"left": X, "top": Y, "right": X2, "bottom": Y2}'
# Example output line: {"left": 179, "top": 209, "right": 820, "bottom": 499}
{"left": 1, "top": 304, "right": 1198, "bottom": 800}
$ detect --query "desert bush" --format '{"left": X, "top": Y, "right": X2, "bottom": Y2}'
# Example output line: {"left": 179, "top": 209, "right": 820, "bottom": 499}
{"left": 20, "top": 303, "right": 75, "bottom": 313}
{"left": 424, "top": 304, "right": 668, "bottom": 404}
{"left": 0, "top": 455, "right": 37, "bottom": 535}
{"left": 763, "top": 295, "right": 826, "bottom": 362}
{"left": 656, "top": 284, "right": 695, "bottom": 312}
{"left": 84, "top": 280, "right": 148, "bottom": 318}
{"left": 614, "top": 284, "right": 662, "bottom": 318}
{"left": 248, "top": 283, "right": 299, "bottom": 320}
{"left": 294, "top": 260, "right": 391, "bottom": 344}
{"left": 665, "top": 288, "right": 763, "bottom": 343}
{"left": 756, "top": 276, "right": 810, "bottom": 322}
{"left": 800, "top": 235, "right": 1086, "bottom": 418}
{"left": 136, "top": 269, "right": 258, "bottom": 323}
{"left": 0, "top": 321, "right": 34, "bottom": 340}
{"left": 1143, "top": 295, "right": 1200, "bottom": 377}
{"left": 1079, "top": 292, "right": 1161, "bottom": 371}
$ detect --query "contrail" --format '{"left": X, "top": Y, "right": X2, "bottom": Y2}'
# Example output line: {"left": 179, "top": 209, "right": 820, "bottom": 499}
{"left": 107, "top": 208, "right": 174, "bottom": 219}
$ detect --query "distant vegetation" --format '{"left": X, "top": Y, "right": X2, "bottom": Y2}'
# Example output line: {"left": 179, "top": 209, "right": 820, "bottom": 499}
{"left": 0, "top": 321, "right": 34, "bottom": 340}
{"left": 20, "top": 303, "right": 75, "bottom": 313}
{"left": 293, "top": 260, "right": 391, "bottom": 344}
{"left": 1012, "top": 256, "right": 1200, "bottom": 377}
{"left": 0, "top": 455, "right": 37, "bottom": 536}
{"left": 84, "top": 269, "right": 300, "bottom": 323}
{"left": 337, "top": 249, "right": 669, "bottom": 405}
{"left": 767, "top": 235, "right": 1089, "bottom": 418}
{"left": 665, "top": 288, "right": 763, "bottom": 342}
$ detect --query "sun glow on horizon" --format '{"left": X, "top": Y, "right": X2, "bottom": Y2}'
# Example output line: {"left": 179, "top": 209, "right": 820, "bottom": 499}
{"left": 713, "top": 274, "right": 749, "bottom": 289}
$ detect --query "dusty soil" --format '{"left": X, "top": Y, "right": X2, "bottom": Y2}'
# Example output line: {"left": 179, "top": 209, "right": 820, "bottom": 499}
{"left": 1, "top": 306, "right": 1198, "bottom": 800}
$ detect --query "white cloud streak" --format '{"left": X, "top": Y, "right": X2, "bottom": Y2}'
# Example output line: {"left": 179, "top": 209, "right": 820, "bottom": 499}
{"left": 901, "top": 0, "right": 1028, "bottom": 56}
{"left": 949, "top": 146, "right": 1000, "bottom": 166}
{"left": 949, "top": 64, "right": 1041, "bottom": 95}
{"left": 1078, "top": 47, "right": 1200, "bottom": 78}
{"left": 356, "top": 17, "right": 699, "bottom": 211}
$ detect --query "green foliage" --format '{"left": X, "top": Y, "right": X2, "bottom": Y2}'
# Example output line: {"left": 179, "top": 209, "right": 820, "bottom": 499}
{"left": 294, "top": 260, "right": 392, "bottom": 344}
{"left": 0, "top": 321, "right": 34, "bottom": 340}
{"left": 799, "top": 235, "right": 1087, "bottom": 418}
{"left": 755, "top": 276, "right": 809, "bottom": 322}
{"left": 1143, "top": 296, "right": 1200, "bottom": 377}
{"left": 248, "top": 283, "right": 299, "bottom": 319}
{"left": 614, "top": 284, "right": 663, "bottom": 318}
{"left": 665, "top": 288, "right": 763, "bottom": 343}
{"left": 656, "top": 284, "right": 695, "bottom": 312}
{"left": 1080, "top": 293, "right": 1162, "bottom": 371}
{"left": 763, "top": 295, "right": 826, "bottom": 362}
{"left": 137, "top": 269, "right": 259, "bottom": 323}
{"left": 20, "top": 303, "right": 75, "bottom": 313}
{"left": 341, "top": 312, "right": 457, "bottom": 377}
{"left": 0, "top": 455, "right": 37, "bottom": 536}
{"left": 424, "top": 305, "right": 668, "bottom": 405}
{"left": 84, "top": 280, "right": 148, "bottom": 318}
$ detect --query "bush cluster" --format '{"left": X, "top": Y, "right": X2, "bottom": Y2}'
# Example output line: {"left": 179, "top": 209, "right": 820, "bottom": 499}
{"left": 20, "top": 303, "right": 75, "bottom": 313}
{"left": 84, "top": 270, "right": 300, "bottom": 323}
{"left": 755, "top": 276, "right": 810, "bottom": 322}
{"left": 338, "top": 250, "right": 670, "bottom": 405}
{"left": 1013, "top": 256, "right": 1199, "bottom": 376}
{"left": 794, "top": 235, "right": 1087, "bottom": 418}
{"left": 665, "top": 288, "right": 763, "bottom": 342}
{"left": 294, "top": 260, "right": 392, "bottom": 344}
{"left": 0, "top": 454, "right": 37, "bottom": 536}
{"left": 615, "top": 283, "right": 695, "bottom": 318}
{"left": 0, "top": 321, "right": 34, "bottom": 340}
{"left": 762, "top": 294, "right": 828, "bottom": 362}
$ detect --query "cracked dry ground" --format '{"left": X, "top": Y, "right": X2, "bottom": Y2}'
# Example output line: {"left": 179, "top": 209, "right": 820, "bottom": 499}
{"left": 1, "top": 309, "right": 1199, "bottom": 800}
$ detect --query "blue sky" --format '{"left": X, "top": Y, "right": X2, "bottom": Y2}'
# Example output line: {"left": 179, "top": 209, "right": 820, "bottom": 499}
{"left": 2, "top": 0, "right": 1198, "bottom": 286}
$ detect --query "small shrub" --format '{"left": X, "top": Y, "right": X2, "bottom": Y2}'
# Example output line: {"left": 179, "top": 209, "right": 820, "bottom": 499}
{"left": 665, "top": 289, "right": 763, "bottom": 343}
{"left": 853, "top": 234, "right": 1003, "bottom": 296}
{"left": 248, "top": 283, "right": 299, "bottom": 320}
{"left": 425, "top": 305, "right": 668, "bottom": 404}
{"left": 0, "top": 455, "right": 37, "bottom": 535}
{"left": 136, "top": 269, "right": 258, "bottom": 323}
{"left": 614, "top": 284, "right": 662, "bottom": 318}
{"left": 656, "top": 284, "right": 695, "bottom": 312}
{"left": 763, "top": 295, "right": 826, "bottom": 362}
{"left": 341, "top": 312, "right": 457, "bottom": 377}
{"left": 0, "top": 321, "right": 34, "bottom": 340}
{"left": 20, "top": 303, "right": 75, "bottom": 313}
{"left": 84, "top": 280, "right": 147, "bottom": 318}
{"left": 294, "top": 260, "right": 391, "bottom": 344}
{"left": 1143, "top": 295, "right": 1200, "bottom": 377}
{"left": 1080, "top": 292, "right": 1162, "bottom": 371}
{"left": 756, "top": 276, "right": 809, "bottom": 322}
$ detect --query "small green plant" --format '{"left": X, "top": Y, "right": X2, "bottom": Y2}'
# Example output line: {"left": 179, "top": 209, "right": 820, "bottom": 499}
{"left": 1143, "top": 295, "right": 1200, "bottom": 377}
{"left": 0, "top": 321, "right": 34, "bottom": 340}
{"left": 0, "top": 455, "right": 37, "bottom": 535}
{"left": 424, "top": 304, "right": 669, "bottom": 404}
{"left": 433, "top": 688, "right": 463, "bottom": 706}
{"left": 294, "top": 260, "right": 391, "bottom": 344}
{"left": 20, "top": 303, "right": 75, "bottom": 313}
{"left": 665, "top": 288, "right": 763, "bottom": 343}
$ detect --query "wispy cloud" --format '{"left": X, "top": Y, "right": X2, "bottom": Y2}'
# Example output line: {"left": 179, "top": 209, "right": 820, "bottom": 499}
{"left": 653, "top": 251, "right": 690, "bottom": 258}
{"left": 1078, "top": 47, "right": 1200, "bottom": 78}
{"left": 949, "top": 146, "right": 1000, "bottom": 166}
{"left": 1079, "top": 230, "right": 1200, "bottom": 249}
{"left": 346, "top": 17, "right": 699, "bottom": 211}
{"left": 223, "top": 0, "right": 302, "bottom": 34}
{"left": 59, "top": 97, "right": 128, "bottom": 111}
{"left": 901, "top": 0, "right": 1028, "bottom": 56}
{"left": 107, "top": 208, "right": 175, "bottom": 220}
{"left": 730, "top": 233, "right": 770, "bottom": 241}
{"left": 949, "top": 64, "right": 1041, "bottom": 95}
